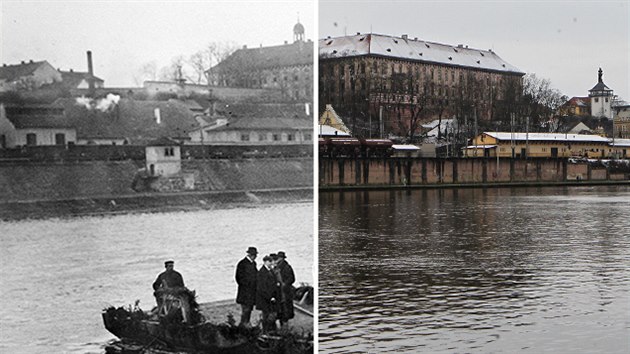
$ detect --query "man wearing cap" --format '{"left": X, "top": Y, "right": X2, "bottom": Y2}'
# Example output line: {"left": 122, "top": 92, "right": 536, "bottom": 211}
{"left": 152, "top": 260, "right": 185, "bottom": 305}
{"left": 235, "top": 246, "right": 258, "bottom": 327}
{"left": 256, "top": 255, "right": 279, "bottom": 332}
{"left": 275, "top": 251, "right": 295, "bottom": 328}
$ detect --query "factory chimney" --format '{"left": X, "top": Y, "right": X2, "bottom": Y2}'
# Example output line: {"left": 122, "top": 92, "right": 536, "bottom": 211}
{"left": 87, "top": 50, "right": 95, "bottom": 96}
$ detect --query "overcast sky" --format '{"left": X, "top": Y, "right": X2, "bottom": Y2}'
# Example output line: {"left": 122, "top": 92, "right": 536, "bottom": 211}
{"left": 320, "top": 0, "right": 629, "bottom": 102}
{"left": 1, "top": 0, "right": 315, "bottom": 87}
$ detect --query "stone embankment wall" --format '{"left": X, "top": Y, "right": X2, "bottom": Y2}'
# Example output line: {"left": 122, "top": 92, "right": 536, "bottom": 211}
{"left": 0, "top": 158, "right": 313, "bottom": 203}
{"left": 320, "top": 158, "right": 628, "bottom": 188}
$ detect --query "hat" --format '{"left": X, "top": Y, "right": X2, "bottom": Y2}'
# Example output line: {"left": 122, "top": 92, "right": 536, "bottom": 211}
{"left": 247, "top": 246, "right": 258, "bottom": 255}
{"left": 277, "top": 251, "right": 287, "bottom": 259}
{"left": 164, "top": 260, "right": 174, "bottom": 266}
{"left": 262, "top": 255, "right": 272, "bottom": 262}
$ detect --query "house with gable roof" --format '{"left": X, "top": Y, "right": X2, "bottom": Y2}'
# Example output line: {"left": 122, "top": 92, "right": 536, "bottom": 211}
{"left": 0, "top": 102, "right": 75, "bottom": 148}
{"left": 0, "top": 60, "right": 62, "bottom": 92}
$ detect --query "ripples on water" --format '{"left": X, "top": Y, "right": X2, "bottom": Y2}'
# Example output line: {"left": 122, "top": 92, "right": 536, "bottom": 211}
{"left": 0, "top": 203, "right": 313, "bottom": 353}
{"left": 319, "top": 186, "right": 630, "bottom": 353}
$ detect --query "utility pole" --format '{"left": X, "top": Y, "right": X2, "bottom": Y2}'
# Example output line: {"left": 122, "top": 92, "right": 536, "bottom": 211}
{"left": 525, "top": 116, "right": 529, "bottom": 159}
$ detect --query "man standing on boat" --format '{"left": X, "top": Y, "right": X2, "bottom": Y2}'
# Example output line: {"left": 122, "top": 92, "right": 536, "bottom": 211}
{"left": 275, "top": 251, "right": 295, "bottom": 329}
{"left": 152, "top": 260, "right": 185, "bottom": 305}
{"left": 235, "top": 246, "right": 258, "bottom": 327}
{"left": 256, "top": 255, "right": 279, "bottom": 332}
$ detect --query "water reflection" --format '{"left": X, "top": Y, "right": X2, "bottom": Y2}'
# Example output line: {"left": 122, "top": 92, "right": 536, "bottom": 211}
{"left": 320, "top": 186, "right": 630, "bottom": 353}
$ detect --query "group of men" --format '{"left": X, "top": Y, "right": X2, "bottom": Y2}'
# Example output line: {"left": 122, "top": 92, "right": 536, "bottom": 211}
{"left": 152, "top": 247, "right": 296, "bottom": 333}
{"left": 235, "top": 246, "right": 296, "bottom": 332}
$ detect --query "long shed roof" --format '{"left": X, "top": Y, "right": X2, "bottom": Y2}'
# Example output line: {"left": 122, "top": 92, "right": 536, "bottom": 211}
{"left": 319, "top": 33, "right": 524, "bottom": 75}
{"left": 485, "top": 132, "right": 610, "bottom": 143}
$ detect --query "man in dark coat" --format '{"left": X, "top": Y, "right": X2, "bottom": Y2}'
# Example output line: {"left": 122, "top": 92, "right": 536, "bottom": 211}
{"left": 152, "top": 260, "right": 185, "bottom": 305}
{"left": 235, "top": 246, "right": 258, "bottom": 327}
{"left": 275, "top": 251, "right": 295, "bottom": 328}
{"left": 256, "top": 255, "right": 280, "bottom": 332}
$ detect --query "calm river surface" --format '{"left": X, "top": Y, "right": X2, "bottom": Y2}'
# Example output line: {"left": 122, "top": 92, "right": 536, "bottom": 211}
{"left": 319, "top": 185, "right": 630, "bottom": 353}
{"left": 0, "top": 203, "right": 313, "bottom": 353}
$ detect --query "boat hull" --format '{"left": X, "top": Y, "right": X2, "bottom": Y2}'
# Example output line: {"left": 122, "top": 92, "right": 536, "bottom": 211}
{"left": 103, "top": 299, "right": 313, "bottom": 353}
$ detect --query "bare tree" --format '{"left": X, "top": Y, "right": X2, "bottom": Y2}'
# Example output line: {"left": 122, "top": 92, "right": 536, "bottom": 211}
{"left": 188, "top": 51, "right": 208, "bottom": 85}
{"left": 133, "top": 61, "right": 158, "bottom": 86}
{"left": 521, "top": 73, "right": 566, "bottom": 131}
{"left": 159, "top": 56, "right": 188, "bottom": 83}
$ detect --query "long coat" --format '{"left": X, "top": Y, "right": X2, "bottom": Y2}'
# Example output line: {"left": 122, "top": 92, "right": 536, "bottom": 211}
{"left": 256, "top": 266, "right": 279, "bottom": 312}
{"left": 235, "top": 257, "right": 257, "bottom": 305}
{"left": 276, "top": 260, "right": 295, "bottom": 319}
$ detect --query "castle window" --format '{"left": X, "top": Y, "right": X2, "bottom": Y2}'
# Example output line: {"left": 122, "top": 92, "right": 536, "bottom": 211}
{"left": 241, "top": 134, "right": 250, "bottom": 141}
{"left": 26, "top": 133, "right": 37, "bottom": 146}
{"left": 595, "top": 98, "right": 599, "bottom": 103}
{"left": 55, "top": 133, "right": 66, "bottom": 145}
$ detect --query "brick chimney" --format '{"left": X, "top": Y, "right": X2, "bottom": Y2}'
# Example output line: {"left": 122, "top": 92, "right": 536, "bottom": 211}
{"left": 87, "top": 50, "right": 95, "bottom": 96}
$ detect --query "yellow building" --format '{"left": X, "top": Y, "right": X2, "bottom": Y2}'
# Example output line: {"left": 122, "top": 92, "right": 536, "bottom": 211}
{"left": 463, "top": 132, "right": 611, "bottom": 158}
{"left": 613, "top": 105, "right": 630, "bottom": 139}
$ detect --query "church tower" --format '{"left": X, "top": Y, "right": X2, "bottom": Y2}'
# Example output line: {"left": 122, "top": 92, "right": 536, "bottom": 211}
{"left": 293, "top": 16, "right": 305, "bottom": 42}
{"left": 588, "top": 68, "right": 614, "bottom": 118}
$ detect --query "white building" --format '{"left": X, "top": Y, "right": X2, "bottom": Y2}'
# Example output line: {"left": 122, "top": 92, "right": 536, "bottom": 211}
{"left": 145, "top": 137, "right": 181, "bottom": 177}
{"left": 589, "top": 68, "right": 615, "bottom": 119}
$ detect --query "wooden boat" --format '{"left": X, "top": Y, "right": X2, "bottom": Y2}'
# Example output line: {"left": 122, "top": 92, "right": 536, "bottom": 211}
{"left": 103, "top": 286, "right": 313, "bottom": 353}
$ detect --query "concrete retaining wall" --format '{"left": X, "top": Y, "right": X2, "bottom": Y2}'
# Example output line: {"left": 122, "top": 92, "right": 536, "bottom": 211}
{"left": 319, "top": 157, "right": 622, "bottom": 188}
{"left": 1, "top": 158, "right": 313, "bottom": 202}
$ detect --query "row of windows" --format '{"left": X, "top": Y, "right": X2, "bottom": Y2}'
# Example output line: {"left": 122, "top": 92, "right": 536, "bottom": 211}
{"left": 22, "top": 133, "right": 67, "bottom": 146}
{"left": 330, "top": 60, "right": 503, "bottom": 88}
{"left": 241, "top": 133, "right": 312, "bottom": 142}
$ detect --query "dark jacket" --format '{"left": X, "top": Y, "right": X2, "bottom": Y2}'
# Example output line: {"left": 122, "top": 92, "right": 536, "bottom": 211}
{"left": 276, "top": 260, "right": 296, "bottom": 320}
{"left": 235, "top": 257, "right": 257, "bottom": 305}
{"left": 256, "top": 266, "right": 279, "bottom": 312}
{"left": 152, "top": 269, "right": 184, "bottom": 290}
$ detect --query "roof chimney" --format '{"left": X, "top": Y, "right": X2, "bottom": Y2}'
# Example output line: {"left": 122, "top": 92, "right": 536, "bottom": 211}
{"left": 402, "top": 34, "right": 408, "bottom": 41}
{"left": 87, "top": 50, "right": 95, "bottom": 95}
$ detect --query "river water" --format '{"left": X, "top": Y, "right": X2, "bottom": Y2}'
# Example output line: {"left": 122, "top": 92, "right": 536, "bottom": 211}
{"left": 319, "top": 185, "right": 630, "bottom": 353}
{"left": 0, "top": 203, "right": 313, "bottom": 353}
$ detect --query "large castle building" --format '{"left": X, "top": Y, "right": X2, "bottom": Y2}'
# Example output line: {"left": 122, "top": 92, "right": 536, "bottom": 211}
{"left": 319, "top": 33, "right": 525, "bottom": 139}
{"left": 206, "top": 20, "right": 313, "bottom": 101}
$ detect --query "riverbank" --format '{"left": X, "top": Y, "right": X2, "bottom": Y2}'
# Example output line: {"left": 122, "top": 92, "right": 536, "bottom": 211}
{"left": 319, "top": 157, "right": 630, "bottom": 189}
{"left": 320, "top": 179, "right": 630, "bottom": 192}
{"left": 0, "top": 187, "right": 312, "bottom": 221}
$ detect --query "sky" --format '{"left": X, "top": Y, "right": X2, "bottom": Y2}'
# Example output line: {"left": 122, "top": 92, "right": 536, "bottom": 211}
{"left": 320, "top": 0, "right": 629, "bottom": 102}
{"left": 1, "top": 0, "right": 315, "bottom": 87}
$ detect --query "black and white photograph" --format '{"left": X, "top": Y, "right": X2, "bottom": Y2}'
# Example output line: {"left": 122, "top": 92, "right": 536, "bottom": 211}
{"left": 1, "top": 1, "right": 314, "bottom": 353}
{"left": 318, "top": 0, "right": 629, "bottom": 353}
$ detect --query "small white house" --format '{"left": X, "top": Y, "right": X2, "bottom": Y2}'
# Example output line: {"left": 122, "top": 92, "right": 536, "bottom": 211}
{"left": 145, "top": 137, "right": 181, "bottom": 177}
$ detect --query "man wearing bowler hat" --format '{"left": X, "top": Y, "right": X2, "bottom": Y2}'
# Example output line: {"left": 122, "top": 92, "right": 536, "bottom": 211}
{"left": 256, "top": 255, "right": 279, "bottom": 332}
{"left": 235, "top": 246, "right": 258, "bottom": 327}
{"left": 275, "top": 251, "right": 295, "bottom": 328}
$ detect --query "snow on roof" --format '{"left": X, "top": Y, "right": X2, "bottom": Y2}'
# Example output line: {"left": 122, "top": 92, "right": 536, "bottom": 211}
{"left": 484, "top": 132, "right": 610, "bottom": 143}
{"left": 392, "top": 144, "right": 420, "bottom": 150}
{"left": 320, "top": 33, "right": 524, "bottom": 75}
{"left": 464, "top": 144, "right": 497, "bottom": 149}
{"left": 318, "top": 124, "right": 351, "bottom": 137}
{"left": 610, "top": 139, "right": 630, "bottom": 147}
